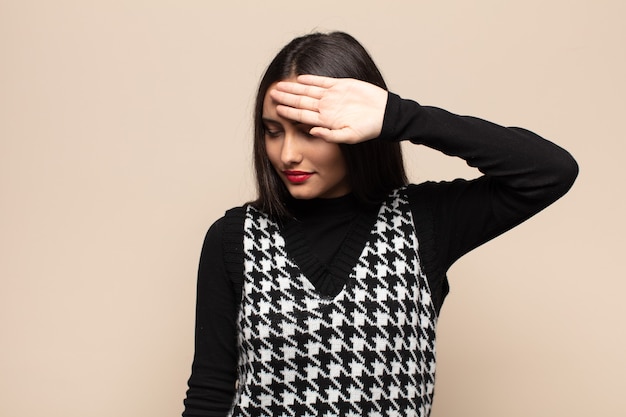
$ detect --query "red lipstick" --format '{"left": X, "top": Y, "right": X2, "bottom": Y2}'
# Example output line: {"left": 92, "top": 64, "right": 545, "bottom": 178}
{"left": 283, "top": 170, "right": 313, "bottom": 183}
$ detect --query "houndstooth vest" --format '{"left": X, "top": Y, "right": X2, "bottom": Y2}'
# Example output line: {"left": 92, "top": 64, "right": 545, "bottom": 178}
{"left": 228, "top": 188, "right": 437, "bottom": 417}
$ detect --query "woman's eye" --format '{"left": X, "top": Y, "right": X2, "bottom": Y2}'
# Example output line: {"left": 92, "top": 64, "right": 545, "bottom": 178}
{"left": 265, "top": 129, "right": 282, "bottom": 138}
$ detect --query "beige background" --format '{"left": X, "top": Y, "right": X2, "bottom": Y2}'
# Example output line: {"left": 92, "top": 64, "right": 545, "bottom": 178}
{"left": 1, "top": 0, "right": 624, "bottom": 416}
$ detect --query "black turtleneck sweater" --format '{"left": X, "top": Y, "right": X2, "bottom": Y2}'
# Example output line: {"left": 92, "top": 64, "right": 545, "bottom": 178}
{"left": 182, "top": 93, "right": 578, "bottom": 416}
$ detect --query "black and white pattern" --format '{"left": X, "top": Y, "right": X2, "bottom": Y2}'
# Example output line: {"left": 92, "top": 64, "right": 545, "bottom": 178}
{"left": 229, "top": 189, "right": 437, "bottom": 417}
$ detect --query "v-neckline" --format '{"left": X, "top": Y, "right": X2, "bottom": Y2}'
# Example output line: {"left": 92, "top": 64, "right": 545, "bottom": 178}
{"left": 280, "top": 197, "right": 380, "bottom": 299}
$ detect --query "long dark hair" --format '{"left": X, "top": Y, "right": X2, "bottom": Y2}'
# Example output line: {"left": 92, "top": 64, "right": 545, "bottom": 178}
{"left": 252, "top": 31, "right": 407, "bottom": 218}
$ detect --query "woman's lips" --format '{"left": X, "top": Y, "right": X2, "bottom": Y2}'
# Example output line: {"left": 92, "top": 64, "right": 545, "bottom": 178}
{"left": 283, "top": 170, "right": 313, "bottom": 183}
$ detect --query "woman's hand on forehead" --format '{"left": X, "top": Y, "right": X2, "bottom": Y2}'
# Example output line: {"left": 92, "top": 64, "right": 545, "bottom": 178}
{"left": 269, "top": 75, "right": 388, "bottom": 144}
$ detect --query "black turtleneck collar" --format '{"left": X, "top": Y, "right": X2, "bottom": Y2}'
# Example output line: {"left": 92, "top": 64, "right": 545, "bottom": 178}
{"left": 286, "top": 193, "right": 377, "bottom": 221}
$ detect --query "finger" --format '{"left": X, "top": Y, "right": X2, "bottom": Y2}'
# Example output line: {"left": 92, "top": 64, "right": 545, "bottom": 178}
{"left": 308, "top": 126, "right": 335, "bottom": 141}
{"left": 274, "top": 81, "right": 326, "bottom": 99}
{"left": 296, "top": 74, "right": 339, "bottom": 88}
{"left": 310, "top": 127, "right": 362, "bottom": 144}
{"left": 269, "top": 89, "right": 319, "bottom": 111}
{"left": 275, "top": 105, "right": 322, "bottom": 126}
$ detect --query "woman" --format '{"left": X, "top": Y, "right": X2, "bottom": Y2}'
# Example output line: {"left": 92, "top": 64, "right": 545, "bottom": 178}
{"left": 182, "top": 31, "right": 578, "bottom": 416}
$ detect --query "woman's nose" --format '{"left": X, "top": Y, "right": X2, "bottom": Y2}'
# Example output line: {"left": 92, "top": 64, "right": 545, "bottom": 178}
{"left": 280, "top": 132, "right": 303, "bottom": 165}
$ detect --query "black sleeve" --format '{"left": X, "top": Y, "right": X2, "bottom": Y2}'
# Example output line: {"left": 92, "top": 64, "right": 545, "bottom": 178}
{"left": 183, "top": 218, "right": 237, "bottom": 416}
{"left": 380, "top": 93, "right": 578, "bottom": 306}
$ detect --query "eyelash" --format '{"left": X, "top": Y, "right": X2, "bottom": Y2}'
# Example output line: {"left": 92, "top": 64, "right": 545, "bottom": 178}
{"left": 263, "top": 127, "right": 314, "bottom": 139}
{"left": 264, "top": 129, "right": 282, "bottom": 138}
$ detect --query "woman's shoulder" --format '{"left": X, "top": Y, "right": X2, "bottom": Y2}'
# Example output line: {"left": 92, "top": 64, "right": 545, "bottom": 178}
{"left": 223, "top": 204, "right": 249, "bottom": 220}
{"left": 402, "top": 179, "right": 484, "bottom": 221}
{"left": 202, "top": 204, "right": 250, "bottom": 245}
{"left": 200, "top": 204, "right": 249, "bottom": 284}
{"left": 209, "top": 203, "right": 252, "bottom": 225}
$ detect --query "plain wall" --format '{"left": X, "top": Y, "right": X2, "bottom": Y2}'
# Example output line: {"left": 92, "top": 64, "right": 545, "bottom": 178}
{"left": 1, "top": 1, "right": 624, "bottom": 416}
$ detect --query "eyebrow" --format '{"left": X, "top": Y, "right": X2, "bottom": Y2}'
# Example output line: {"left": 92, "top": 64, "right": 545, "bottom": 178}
{"left": 261, "top": 117, "right": 281, "bottom": 125}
